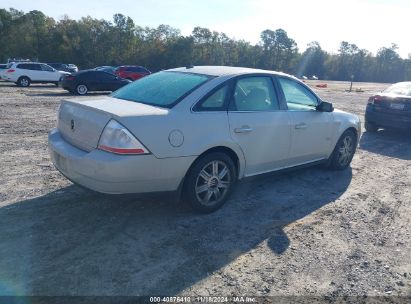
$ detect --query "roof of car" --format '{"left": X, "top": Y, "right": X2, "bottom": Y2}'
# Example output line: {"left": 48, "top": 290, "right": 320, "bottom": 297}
{"left": 167, "top": 66, "right": 291, "bottom": 78}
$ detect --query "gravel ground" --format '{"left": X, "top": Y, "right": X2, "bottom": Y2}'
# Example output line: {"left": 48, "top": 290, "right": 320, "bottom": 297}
{"left": 0, "top": 80, "right": 410, "bottom": 300}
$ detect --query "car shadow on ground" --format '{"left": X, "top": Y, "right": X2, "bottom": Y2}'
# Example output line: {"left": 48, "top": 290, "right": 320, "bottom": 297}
{"left": 0, "top": 83, "right": 58, "bottom": 88}
{"left": 360, "top": 129, "right": 411, "bottom": 160}
{"left": 25, "top": 92, "right": 111, "bottom": 97}
{"left": 0, "top": 166, "right": 352, "bottom": 295}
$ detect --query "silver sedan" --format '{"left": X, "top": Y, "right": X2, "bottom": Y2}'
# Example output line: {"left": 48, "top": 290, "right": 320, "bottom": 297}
{"left": 49, "top": 66, "right": 361, "bottom": 213}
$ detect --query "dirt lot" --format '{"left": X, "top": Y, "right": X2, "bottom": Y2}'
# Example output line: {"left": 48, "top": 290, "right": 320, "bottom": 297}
{"left": 0, "top": 80, "right": 410, "bottom": 299}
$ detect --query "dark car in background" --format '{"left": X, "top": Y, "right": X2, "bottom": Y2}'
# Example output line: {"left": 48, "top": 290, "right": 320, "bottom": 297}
{"left": 62, "top": 70, "right": 131, "bottom": 95}
{"left": 95, "top": 66, "right": 117, "bottom": 74}
{"left": 47, "top": 63, "right": 77, "bottom": 73}
{"left": 114, "top": 65, "right": 150, "bottom": 81}
{"left": 365, "top": 82, "right": 411, "bottom": 132}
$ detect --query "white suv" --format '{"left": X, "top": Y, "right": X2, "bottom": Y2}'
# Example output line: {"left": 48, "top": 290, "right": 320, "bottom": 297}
{"left": 2, "top": 62, "right": 70, "bottom": 87}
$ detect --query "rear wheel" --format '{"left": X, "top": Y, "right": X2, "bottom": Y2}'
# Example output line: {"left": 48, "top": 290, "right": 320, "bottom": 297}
{"left": 365, "top": 121, "right": 378, "bottom": 132}
{"left": 17, "top": 77, "right": 30, "bottom": 87}
{"left": 328, "top": 130, "right": 357, "bottom": 170}
{"left": 183, "top": 152, "right": 236, "bottom": 213}
{"left": 75, "top": 84, "right": 88, "bottom": 95}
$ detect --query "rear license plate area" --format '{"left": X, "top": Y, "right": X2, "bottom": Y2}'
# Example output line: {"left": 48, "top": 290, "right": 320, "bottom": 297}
{"left": 390, "top": 103, "right": 405, "bottom": 110}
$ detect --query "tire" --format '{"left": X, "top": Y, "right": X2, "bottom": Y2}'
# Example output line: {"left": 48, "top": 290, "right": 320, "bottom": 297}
{"left": 364, "top": 121, "right": 378, "bottom": 132}
{"left": 75, "top": 84, "right": 88, "bottom": 95}
{"left": 183, "top": 152, "right": 236, "bottom": 213}
{"left": 328, "top": 129, "right": 357, "bottom": 170}
{"left": 17, "top": 77, "right": 30, "bottom": 87}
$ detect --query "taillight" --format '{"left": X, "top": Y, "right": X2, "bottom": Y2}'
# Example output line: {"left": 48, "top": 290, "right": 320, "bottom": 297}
{"left": 98, "top": 120, "right": 149, "bottom": 155}
{"left": 369, "top": 95, "right": 382, "bottom": 105}
{"left": 6, "top": 69, "right": 15, "bottom": 73}
{"left": 65, "top": 75, "right": 75, "bottom": 81}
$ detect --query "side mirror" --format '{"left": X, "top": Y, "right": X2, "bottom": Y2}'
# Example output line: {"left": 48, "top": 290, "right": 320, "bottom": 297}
{"left": 316, "top": 101, "right": 334, "bottom": 112}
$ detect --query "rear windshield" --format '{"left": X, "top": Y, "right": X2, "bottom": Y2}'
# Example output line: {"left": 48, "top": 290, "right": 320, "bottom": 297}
{"left": 111, "top": 71, "right": 211, "bottom": 108}
{"left": 383, "top": 82, "right": 411, "bottom": 96}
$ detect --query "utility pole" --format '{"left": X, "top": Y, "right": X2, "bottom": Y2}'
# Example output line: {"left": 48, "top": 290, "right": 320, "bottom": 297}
{"left": 349, "top": 74, "right": 354, "bottom": 92}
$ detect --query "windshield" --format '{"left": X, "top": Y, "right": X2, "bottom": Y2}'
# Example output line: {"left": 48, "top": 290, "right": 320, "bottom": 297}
{"left": 383, "top": 82, "right": 411, "bottom": 96}
{"left": 111, "top": 71, "right": 211, "bottom": 108}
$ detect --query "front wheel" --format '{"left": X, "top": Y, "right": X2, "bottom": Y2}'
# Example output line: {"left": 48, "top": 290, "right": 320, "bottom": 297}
{"left": 328, "top": 130, "right": 357, "bottom": 170}
{"left": 183, "top": 152, "right": 236, "bottom": 213}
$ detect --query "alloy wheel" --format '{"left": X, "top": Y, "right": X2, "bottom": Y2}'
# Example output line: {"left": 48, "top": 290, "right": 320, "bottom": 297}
{"left": 337, "top": 135, "right": 354, "bottom": 167}
{"left": 77, "top": 84, "right": 87, "bottom": 95}
{"left": 20, "top": 78, "right": 29, "bottom": 87}
{"left": 195, "top": 160, "right": 231, "bottom": 206}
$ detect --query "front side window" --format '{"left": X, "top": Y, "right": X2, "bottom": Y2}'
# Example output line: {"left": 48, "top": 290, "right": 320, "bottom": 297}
{"left": 232, "top": 76, "right": 279, "bottom": 111}
{"left": 41, "top": 64, "right": 54, "bottom": 72}
{"left": 111, "top": 71, "right": 211, "bottom": 108}
{"left": 277, "top": 77, "right": 318, "bottom": 111}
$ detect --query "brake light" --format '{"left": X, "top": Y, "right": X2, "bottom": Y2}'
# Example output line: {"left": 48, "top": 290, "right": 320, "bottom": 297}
{"left": 369, "top": 95, "right": 382, "bottom": 105}
{"left": 65, "top": 75, "right": 75, "bottom": 81}
{"left": 6, "top": 69, "right": 15, "bottom": 73}
{"left": 98, "top": 120, "right": 149, "bottom": 155}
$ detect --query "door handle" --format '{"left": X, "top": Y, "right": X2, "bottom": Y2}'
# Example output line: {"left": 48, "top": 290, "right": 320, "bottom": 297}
{"left": 234, "top": 126, "right": 253, "bottom": 133}
{"left": 295, "top": 123, "right": 307, "bottom": 129}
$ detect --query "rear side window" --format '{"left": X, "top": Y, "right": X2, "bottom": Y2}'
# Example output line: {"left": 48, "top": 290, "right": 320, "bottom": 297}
{"left": 17, "top": 64, "right": 41, "bottom": 70}
{"left": 95, "top": 72, "right": 116, "bottom": 80}
{"left": 111, "top": 71, "right": 211, "bottom": 108}
{"left": 194, "top": 84, "right": 229, "bottom": 111}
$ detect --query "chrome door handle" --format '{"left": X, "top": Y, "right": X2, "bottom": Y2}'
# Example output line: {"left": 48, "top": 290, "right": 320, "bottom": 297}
{"left": 295, "top": 123, "right": 307, "bottom": 129}
{"left": 234, "top": 126, "right": 253, "bottom": 133}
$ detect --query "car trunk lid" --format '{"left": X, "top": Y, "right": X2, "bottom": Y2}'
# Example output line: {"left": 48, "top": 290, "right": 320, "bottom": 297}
{"left": 58, "top": 96, "right": 169, "bottom": 152}
{"left": 374, "top": 94, "right": 411, "bottom": 113}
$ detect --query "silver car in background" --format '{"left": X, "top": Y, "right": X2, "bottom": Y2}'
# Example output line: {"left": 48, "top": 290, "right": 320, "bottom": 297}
{"left": 49, "top": 66, "right": 361, "bottom": 213}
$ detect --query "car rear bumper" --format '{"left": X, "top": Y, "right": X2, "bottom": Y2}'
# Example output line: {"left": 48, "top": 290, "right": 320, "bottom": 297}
{"left": 48, "top": 129, "right": 195, "bottom": 194}
{"left": 365, "top": 105, "right": 411, "bottom": 129}
{"left": 61, "top": 80, "right": 75, "bottom": 91}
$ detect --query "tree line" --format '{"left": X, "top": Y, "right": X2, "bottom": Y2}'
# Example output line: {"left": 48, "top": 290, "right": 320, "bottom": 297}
{"left": 1, "top": 8, "right": 410, "bottom": 83}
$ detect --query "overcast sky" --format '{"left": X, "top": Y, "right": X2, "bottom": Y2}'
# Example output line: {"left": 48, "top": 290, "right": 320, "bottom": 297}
{"left": 2, "top": 0, "right": 410, "bottom": 58}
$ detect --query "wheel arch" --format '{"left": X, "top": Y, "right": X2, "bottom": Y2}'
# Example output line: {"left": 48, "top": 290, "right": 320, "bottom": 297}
{"left": 178, "top": 145, "right": 245, "bottom": 196}
{"left": 17, "top": 75, "right": 31, "bottom": 82}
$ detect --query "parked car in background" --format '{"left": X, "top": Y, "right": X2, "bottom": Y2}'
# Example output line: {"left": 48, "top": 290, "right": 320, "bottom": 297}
{"left": 61, "top": 70, "right": 131, "bottom": 95}
{"left": 6, "top": 58, "right": 33, "bottom": 64}
{"left": 95, "top": 66, "right": 117, "bottom": 74}
{"left": 49, "top": 66, "right": 361, "bottom": 213}
{"left": 47, "top": 63, "right": 77, "bottom": 73}
{"left": 2, "top": 62, "right": 70, "bottom": 87}
{"left": 114, "top": 65, "right": 151, "bottom": 81}
{"left": 365, "top": 82, "right": 411, "bottom": 131}
{"left": 67, "top": 64, "right": 79, "bottom": 73}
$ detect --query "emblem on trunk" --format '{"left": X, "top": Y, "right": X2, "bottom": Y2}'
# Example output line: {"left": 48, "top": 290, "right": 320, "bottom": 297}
{"left": 70, "top": 119, "right": 75, "bottom": 131}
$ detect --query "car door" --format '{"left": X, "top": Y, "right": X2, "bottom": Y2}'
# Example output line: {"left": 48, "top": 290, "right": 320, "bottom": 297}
{"left": 40, "top": 64, "right": 59, "bottom": 81}
{"left": 227, "top": 75, "right": 292, "bottom": 176}
{"left": 94, "top": 72, "right": 117, "bottom": 91}
{"left": 276, "top": 76, "right": 333, "bottom": 165}
{"left": 17, "top": 63, "right": 38, "bottom": 80}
